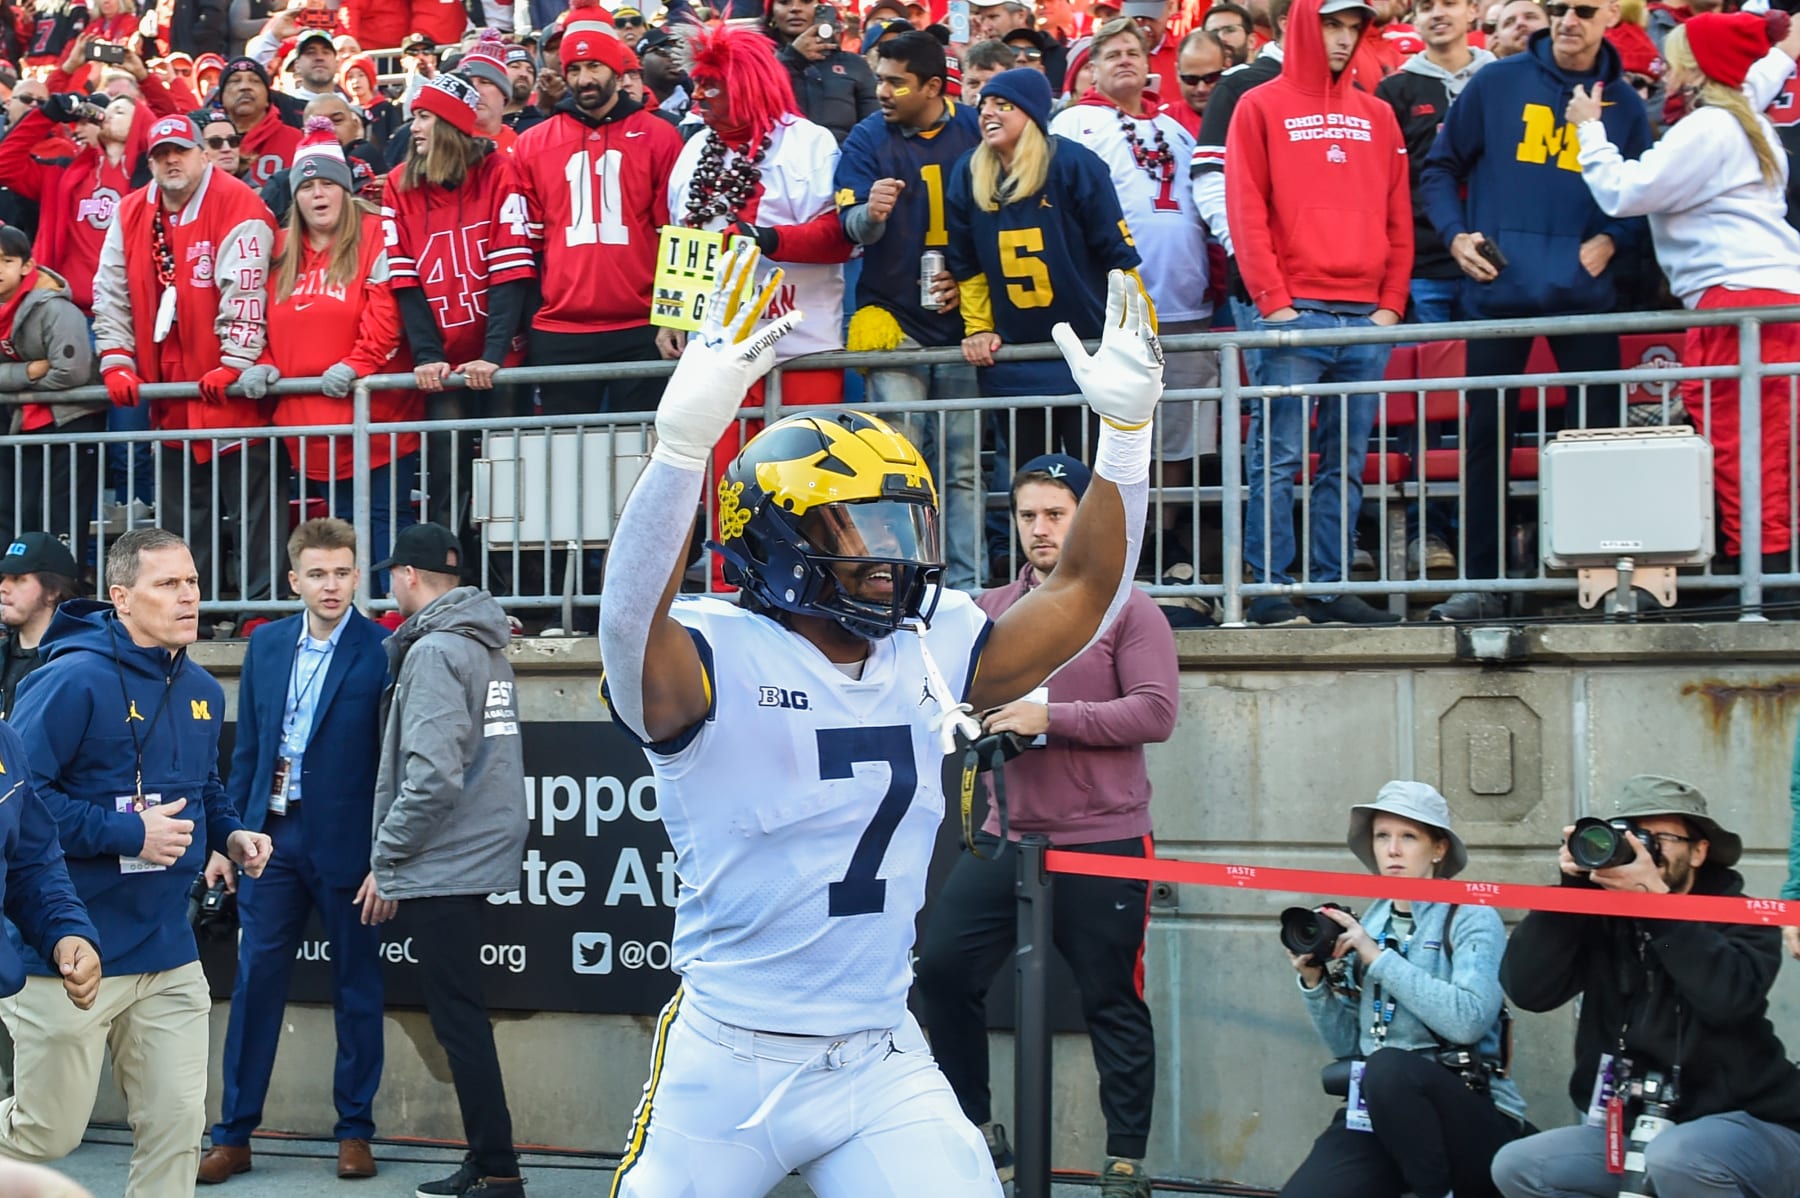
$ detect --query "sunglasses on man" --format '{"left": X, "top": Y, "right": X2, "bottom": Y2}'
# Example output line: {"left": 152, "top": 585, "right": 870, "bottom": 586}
{"left": 615, "top": 15, "right": 645, "bottom": 27}
{"left": 205, "top": 134, "right": 242, "bottom": 149}
{"left": 1544, "top": 4, "right": 1602, "bottom": 18}
{"left": 1179, "top": 68, "right": 1225, "bottom": 85}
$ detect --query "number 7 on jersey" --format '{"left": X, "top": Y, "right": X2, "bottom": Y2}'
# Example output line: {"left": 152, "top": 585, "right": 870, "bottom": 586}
{"left": 820, "top": 726, "right": 916, "bottom": 919}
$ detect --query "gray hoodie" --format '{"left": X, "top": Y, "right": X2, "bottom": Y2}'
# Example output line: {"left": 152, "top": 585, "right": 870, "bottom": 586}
{"left": 1397, "top": 46, "right": 1496, "bottom": 99}
{"left": 0, "top": 267, "right": 100, "bottom": 433}
{"left": 371, "top": 586, "right": 528, "bottom": 900}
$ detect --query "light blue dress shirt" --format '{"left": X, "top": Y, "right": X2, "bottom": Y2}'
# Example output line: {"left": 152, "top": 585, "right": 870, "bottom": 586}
{"left": 280, "top": 616, "right": 348, "bottom": 807}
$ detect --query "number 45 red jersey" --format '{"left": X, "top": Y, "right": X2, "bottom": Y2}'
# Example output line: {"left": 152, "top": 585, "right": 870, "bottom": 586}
{"left": 512, "top": 99, "right": 685, "bottom": 334}
{"left": 381, "top": 151, "right": 538, "bottom": 367}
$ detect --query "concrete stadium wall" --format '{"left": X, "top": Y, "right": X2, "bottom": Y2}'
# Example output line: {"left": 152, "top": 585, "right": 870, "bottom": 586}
{"left": 86, "top": 624, "right": 1800, "bottom": 1189}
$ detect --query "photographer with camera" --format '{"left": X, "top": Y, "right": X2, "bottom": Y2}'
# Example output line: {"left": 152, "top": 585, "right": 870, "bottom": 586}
{"left": 1491, "top": 775, "right": 1800, "bottom": 1198}
{"left": 1280, "top": 782, "right": 1526, "bottom": 1198}
{"left": 915, "top": 453, "right": 1178, "bottom": 1197}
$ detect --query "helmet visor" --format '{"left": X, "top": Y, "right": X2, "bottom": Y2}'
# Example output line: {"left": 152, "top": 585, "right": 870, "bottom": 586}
{"left": 799, "top": 500, "right": 941, "bottom": 567}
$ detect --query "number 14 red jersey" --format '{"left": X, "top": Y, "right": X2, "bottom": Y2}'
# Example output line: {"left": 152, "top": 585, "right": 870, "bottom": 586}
{"left": 512, "top": 102, "right": 685, "bottom": 334}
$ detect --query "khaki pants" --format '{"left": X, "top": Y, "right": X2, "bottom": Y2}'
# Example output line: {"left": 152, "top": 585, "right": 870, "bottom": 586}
{"left": 0, "top": 962, "right": 209, "bottom": 1198}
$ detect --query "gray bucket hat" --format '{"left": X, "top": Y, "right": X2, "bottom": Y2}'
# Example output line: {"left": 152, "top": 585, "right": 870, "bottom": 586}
{"left": 1605, "top": 774, "right": 1741, "bottom": 868}
{"left": 1348, "top": 781, "right": 1469, "bottom": 879}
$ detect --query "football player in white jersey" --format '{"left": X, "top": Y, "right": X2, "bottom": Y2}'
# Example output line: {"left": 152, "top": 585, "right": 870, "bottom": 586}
{"left": 597, "top": 243, "right": 1165, "bottom": 1198}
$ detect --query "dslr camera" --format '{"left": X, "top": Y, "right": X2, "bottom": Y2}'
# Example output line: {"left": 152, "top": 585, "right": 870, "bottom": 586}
{"left": 1279, "top": 903, "right": 1354, "bottom": 961}
{"left": 1569, "top": 817, "right": 1664, "bottom": 870}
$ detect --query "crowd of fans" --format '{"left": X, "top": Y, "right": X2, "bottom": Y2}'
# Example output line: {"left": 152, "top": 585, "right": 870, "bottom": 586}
{"left": 0, "top": 0, "right": 1793, "bottom": 628}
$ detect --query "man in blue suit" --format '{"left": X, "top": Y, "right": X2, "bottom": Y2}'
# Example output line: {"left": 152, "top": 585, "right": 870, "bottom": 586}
{"left": 199, "top": 518, "right": 393, "bottom": 1186}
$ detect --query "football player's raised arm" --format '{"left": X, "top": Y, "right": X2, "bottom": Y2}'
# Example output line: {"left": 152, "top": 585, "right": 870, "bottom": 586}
{"left": 599, "top": 245, "right": 802, "bottom": 745}
{"left": 967, "top": 271, "right": 1162, "bottom": 711}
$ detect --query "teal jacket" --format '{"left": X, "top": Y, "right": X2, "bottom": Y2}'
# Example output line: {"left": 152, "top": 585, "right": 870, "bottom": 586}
{"left": 1300, "top": 898, "right": 1526, "bottom": 1123}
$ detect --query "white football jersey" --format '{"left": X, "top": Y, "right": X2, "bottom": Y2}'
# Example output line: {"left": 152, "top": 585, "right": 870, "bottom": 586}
{"left": 1050, "top": 101, "right": 1213, "bottom": 323}
{"left": 632, "top": 589, "right": 990, "bottom": 1037}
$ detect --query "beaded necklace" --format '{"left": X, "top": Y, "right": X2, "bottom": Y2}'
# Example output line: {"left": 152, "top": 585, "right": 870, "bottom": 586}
{"left": 1114, "top": 103, "right": 1174, "bottom": 192}
{"left": 682, "top": 129, "right": 773, "bottom": 227}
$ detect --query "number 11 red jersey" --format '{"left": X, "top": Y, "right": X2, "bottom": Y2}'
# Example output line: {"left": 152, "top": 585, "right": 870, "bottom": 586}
{"left": 512, "top": 101, "right": 685, "bottom": 335}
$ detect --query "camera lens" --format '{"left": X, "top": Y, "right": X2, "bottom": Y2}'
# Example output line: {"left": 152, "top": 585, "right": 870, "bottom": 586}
{"left": 1570, "top": 817, "right": 1633, "bottom": 870}
{"left": 1279, "top": 905, "right": 1343, "bottom": 960}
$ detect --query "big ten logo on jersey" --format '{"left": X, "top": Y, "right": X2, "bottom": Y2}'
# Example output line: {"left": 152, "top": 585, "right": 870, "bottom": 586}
{"left": 1515, "top": 103, "right": 1581, "bottom": 172}
{"left": 420, "top": 223, "right": 496, "bottom": 328}
{"left": 76, "top": 186, "right": 120, "bottom": 230}
{"left": 758, "top": 685, "right": 810, "bottom": 710}
{"left": 493, "top": 772, "right": 675, "bottom": 909}
{"left": 483, "top": 679, "right": 519, "bottom": 738}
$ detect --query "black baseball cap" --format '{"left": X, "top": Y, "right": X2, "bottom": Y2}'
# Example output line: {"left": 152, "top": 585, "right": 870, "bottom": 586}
{"left": 373, "top": 523, "right": 463, "bottom": 575}
{"left": 638, "top": 27, "right": 679, "bottom": 54}
{"left": 1, "top": 532, "right": 78, "bottom": 579}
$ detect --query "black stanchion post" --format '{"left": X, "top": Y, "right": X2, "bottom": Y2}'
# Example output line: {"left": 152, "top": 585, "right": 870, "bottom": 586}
{"left": 1015, "top": 833, "right": 1054, "bottom": 1198}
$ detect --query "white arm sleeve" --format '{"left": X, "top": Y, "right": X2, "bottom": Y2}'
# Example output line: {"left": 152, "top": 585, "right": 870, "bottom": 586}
{"left": 598, "top": 457, "right": 706, "bottom": 741}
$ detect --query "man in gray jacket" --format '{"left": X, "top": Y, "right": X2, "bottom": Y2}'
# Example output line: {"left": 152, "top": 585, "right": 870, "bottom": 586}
{"left": 369, "top": 522, "right": 529, "bottom": 1198}
{"left": 0, "top": 226, "right": 100, "bottom": 565}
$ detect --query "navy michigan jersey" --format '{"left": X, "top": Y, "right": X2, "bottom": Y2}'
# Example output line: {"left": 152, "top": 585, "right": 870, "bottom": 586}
{"left": 834, "top": 102, "right": 984, "bottom": 348}
{"left": 944, "top": 135, "right": 1142, "bottom": 398}
{"left": 610, "top": 588, "right": 991, "bottom": 1037}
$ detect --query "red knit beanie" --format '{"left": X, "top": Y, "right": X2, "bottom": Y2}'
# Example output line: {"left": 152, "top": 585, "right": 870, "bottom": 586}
{"left": 1685, "top": 11, "right": 1771, "bottom": 91}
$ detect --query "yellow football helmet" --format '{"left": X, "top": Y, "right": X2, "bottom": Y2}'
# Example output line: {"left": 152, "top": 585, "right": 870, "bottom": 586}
{"left": 712, "top": 411, "right": 942, "bottom": 640}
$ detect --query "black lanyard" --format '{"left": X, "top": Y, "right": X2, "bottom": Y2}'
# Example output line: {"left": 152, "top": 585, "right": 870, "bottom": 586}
{"left": 109, "top": 622, "right": 176, "bottom": 803}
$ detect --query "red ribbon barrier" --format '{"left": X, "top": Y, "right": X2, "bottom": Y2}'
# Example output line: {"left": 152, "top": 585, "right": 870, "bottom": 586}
{"left": 1043, "top": 851, "right": 1800, "bottom": 927}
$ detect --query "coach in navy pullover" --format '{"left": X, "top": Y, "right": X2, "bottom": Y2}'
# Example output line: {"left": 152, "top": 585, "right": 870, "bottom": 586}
{"left": 0, "top": 530, "right": 271, "bottom": 1193}
{"left": 1419, "top": 24, "right": 1651, "bottom": 319}
{"left": 11, "top": 599, "right": 257, "bottom": 978}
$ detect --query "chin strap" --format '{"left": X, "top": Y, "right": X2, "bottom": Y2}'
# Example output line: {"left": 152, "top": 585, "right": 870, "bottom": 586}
{"left": 913, "top": 626, "right": 1020, "bottom": 860}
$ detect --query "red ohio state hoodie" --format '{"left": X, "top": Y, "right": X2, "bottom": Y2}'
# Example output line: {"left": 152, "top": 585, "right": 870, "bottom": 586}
{"left": 1224, "top": 0, "right": 1413, "bottom": 317}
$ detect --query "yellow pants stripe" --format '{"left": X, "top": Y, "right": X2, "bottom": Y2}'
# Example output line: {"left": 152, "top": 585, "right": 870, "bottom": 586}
{"left": 607, "top": 988, "right": 684, "bottom": 1198}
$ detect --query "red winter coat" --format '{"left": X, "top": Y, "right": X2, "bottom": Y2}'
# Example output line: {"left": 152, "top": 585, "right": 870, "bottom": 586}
{"left": 93, "top": 165, "right": 276, "bottom": 462}
{"left": 268, "top": 211, "right": 419, "bottom": 480}
{"left": 0, "top": 101, "right": 151, "bottom": 312}
{"left": 1224, "top": 0, "right": 1413, "bottom": 316}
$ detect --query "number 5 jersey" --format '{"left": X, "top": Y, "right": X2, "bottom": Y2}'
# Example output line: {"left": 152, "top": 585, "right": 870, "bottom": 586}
{"left": 510, "top": 95, "right": 685, "bottom": 336}
{"left": 943, "top": 136, "right": 1142, "bottom": 398}
{"left": 607, "top": 589, "right": 990, "bottom": 1037}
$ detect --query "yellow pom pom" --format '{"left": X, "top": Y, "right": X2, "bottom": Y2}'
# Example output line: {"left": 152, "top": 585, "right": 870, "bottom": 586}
{"left": 847, "top": 305, "right": 906, "bottom": 354}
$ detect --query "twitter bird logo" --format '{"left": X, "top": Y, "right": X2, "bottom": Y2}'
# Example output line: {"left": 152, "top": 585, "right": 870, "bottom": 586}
{"left": 572, "top": 932, "right": 613, "bottom": 975}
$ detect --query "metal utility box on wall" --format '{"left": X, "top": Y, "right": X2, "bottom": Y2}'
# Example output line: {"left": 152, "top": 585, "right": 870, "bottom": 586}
{"left": 1539, "top": 426, "right": 1713, "bottom": 611}
{"left": 1540, "top": 427, "right": 1713, "bottom": 565}
{"left": 473, "top": 428, "right": 652, "bottom": 549}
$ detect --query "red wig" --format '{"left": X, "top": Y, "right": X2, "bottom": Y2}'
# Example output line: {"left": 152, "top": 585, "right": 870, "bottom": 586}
{"left": 682, "top": 22, "right": 797, "bottom": 148}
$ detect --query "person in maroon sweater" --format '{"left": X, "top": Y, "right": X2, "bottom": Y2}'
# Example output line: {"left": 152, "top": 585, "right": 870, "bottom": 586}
{"left": 914, "top": 452, "right": 1178, "bottom": 1198}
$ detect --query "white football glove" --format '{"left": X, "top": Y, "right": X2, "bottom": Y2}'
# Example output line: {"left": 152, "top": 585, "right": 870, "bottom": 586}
{"left": 1051, "top": 270, "right": 1164, "bottom": 431}
{"left": 653, "top": 241, "right": 803, "bottom": 469}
